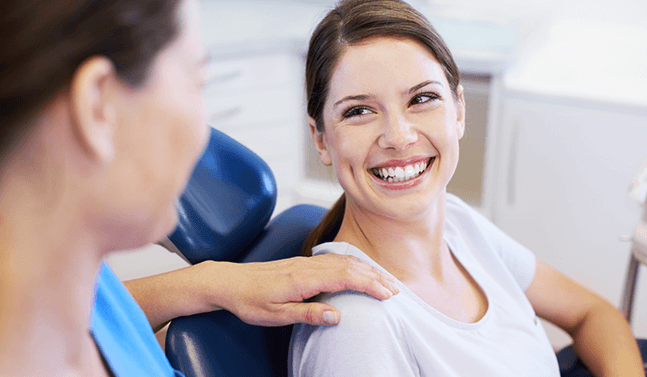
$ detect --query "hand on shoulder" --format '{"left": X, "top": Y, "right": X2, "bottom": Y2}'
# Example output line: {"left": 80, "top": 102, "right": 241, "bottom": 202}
{"left": 209, "top": 253, "right": 399, "bottom": 327}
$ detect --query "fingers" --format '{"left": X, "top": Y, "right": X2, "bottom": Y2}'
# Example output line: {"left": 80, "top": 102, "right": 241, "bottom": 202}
{"left": 223, "top": 254, "right": 400, "bottom": 328}
{"left": 306, "top": 254, "right": 400, "bottom": 300}
{"left": 283, "top": 302, "right": 341, "bottom": 326}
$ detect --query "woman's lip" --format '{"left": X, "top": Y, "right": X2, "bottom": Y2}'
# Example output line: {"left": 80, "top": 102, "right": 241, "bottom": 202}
{"left": 370, "top": 157, "right": 435, "bottom": 189}
{"left": 369, "top": 156, "right": 433, "bottom": 170}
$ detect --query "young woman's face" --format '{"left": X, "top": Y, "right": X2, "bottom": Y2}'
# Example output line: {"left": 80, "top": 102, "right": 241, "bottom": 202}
{"left": 108, "top": 0, "right": 209, "bottom": 245}
{"left": 313, "top": 37, "right": 465, "bottom": 221}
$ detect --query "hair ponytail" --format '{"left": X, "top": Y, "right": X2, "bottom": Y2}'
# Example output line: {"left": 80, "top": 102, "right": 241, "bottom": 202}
{"left": 302, "top": 194, "right": 346, "bottom": 256}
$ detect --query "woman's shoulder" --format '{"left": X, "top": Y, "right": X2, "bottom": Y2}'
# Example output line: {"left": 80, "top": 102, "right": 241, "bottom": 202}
{"left": 290, "top": 284, "right": 413, "bottom": 376}
{"left": 320, "top": 289, "right": 400, "bottom": 326}
{"left": 302, "top": 242, "right": 405, "bottom": 332}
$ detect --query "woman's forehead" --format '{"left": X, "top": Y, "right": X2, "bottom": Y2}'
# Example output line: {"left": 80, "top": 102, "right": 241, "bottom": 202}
{"left": 328, "top": 37, "right": 446, "bottom": 98}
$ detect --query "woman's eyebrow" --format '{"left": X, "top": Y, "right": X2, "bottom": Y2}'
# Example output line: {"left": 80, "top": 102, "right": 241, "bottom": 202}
{"left": 408, "top": 80, "right": 442, "bottom": 93}
{"left": 332, "top": 94, "right": 375, "bottom": 109}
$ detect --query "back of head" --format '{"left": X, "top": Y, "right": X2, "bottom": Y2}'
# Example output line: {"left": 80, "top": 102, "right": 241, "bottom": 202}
{"left": 0, "top": 0, "right": 181, "bottom": 166}
{"left": 302, "top": 0, "right": 460, "bottom": 255}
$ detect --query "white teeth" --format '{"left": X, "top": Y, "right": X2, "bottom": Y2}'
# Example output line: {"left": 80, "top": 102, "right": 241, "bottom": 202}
{"left": 404, "top": 165, "right": 415, "bottom": 180}
{"left": 394, "top": 167, "right": 404, "bottom": 180}
{"left": 372, "top": 158, "right": 432, "bottom": 183}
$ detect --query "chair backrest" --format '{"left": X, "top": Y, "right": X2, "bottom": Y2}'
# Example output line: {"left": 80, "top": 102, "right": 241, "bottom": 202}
{"left": 168, "top": 127, "right": 277, "bottom": 264}
{"left": 164, "top": 127, "right": 327, "bottom": 377}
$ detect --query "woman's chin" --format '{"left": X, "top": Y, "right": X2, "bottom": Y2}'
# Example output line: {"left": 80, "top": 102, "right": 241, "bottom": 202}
{"left": 149, "top": 205, "right": 179, "bottom": 244}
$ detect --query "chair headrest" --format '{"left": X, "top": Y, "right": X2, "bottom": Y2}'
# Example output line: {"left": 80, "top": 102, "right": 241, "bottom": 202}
{"left": 168, "top": 127, "right": 277, "bottom": 264}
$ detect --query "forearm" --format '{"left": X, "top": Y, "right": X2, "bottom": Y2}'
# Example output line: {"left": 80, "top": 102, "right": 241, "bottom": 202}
{"left": 124, "top": 261, "right": 224, "bottom": 332}
{"left": 125, "top": 253, "right": 398, "bottom": 331}
{"left": 570, "top": 303, "right": 643, "bottom": 377}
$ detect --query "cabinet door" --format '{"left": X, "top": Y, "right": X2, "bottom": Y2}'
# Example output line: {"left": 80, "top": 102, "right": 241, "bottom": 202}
{"left": 495, "top": 97, "right": 647, "bottom": 346}
{"left": 203, "top": 52, "right": 306, "bottom": 215}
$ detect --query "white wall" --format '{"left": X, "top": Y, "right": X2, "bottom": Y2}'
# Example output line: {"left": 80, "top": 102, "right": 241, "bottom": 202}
{"left": 273, "top": 0, "right": 647, "bottom": 28}
{"left": 434, "top": 0, "right": 647, "bottom": 25}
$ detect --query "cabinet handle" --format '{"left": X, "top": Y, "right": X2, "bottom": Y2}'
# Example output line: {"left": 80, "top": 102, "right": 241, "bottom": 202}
{"left": 208, "top": 106, "right": 242, "bottom": 123}
{"left": 204, "top": 69, "right": 243, "bottom": 88}
{"left": 507, "top": 120, "right": 519, "bottom": 206}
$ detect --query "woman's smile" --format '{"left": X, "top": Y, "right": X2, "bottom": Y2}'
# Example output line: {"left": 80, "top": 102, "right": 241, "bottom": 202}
{"left": 369, "top": 156, "right": 436, "bottom": 191}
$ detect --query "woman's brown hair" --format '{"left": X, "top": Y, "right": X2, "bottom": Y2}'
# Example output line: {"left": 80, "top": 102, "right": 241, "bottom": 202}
{"left": 302, "top": 0, "right": 460, "bottom": 256}
{"left": 0, "top": 0, "right": 181, "bottom": 165}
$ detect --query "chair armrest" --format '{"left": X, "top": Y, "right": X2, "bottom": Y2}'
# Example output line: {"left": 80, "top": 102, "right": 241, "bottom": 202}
{"left": 165, "top": 310, "right": 292, "bottom": 377}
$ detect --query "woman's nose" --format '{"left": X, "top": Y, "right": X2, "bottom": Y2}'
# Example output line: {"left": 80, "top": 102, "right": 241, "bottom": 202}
{"left": 378, "top": 114, "right": 418, "bottom": 150}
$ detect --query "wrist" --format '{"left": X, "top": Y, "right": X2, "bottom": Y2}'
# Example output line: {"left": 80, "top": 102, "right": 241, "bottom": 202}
{"left": 190, "top": 260, "right": 231, "bottom": 314}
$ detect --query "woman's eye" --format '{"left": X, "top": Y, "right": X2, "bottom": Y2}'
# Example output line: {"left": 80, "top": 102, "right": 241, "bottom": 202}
{"left": 410, "top": 93, "right": 439, "bottom": 106}
{"left": 343, "top": 107, "right": 372, "bottom": 119}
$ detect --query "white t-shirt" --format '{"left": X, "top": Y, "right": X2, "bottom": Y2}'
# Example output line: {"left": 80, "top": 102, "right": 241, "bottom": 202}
{"left": 289, "top": 194, "right": 560, "bottom": 376}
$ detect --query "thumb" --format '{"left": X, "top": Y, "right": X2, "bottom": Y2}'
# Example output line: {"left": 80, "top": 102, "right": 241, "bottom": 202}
{"left": 288, "top": 302, "right": 341, "bottom": 326}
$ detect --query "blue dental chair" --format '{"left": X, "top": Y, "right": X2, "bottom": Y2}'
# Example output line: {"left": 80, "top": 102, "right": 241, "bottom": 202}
{"left": 163, "top": 127, "right": 326, "bottom": 377}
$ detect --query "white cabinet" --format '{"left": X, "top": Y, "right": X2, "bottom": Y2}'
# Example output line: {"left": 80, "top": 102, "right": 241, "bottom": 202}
{"left": 494, "top": 95, "right": 647, "bottom": 347}
{"left": 203, "top": 51, "right": 307, "bottom": 215}
{"left": 447, "top": 74, "right": 497, "bottom": 214}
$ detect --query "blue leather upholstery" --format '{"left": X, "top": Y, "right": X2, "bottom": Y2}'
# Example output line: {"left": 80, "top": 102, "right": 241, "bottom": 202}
{"left": 557, "top": 339, "right": 647, "bottom": 376}
{"left": 238, "top": 204, "right": 326, "bottom": 264}
{"left": 168, "top": 127, "right": 277, "bottom": 264}
{"left": 164, "top": 127, "right": 327, "bottom": 377}
{"left": 166, "top": 205, "right": 326, "bottom": 377}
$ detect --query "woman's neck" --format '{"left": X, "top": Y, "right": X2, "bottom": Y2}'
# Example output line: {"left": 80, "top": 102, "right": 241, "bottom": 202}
{"left": 334, "top": 191, "right": 450, "bottom": 283}
{"left": 0, "top": 169, "right": 108, "bottom": 376}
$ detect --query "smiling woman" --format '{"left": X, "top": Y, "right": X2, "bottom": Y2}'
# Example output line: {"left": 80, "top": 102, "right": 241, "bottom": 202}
{"left": 290, "top": 1, "right": 644, "bottom": 376}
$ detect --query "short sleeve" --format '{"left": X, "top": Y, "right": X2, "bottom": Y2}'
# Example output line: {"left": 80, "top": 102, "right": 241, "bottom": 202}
{"left": 445, "top": 194, "right": 537, "bottom": 291}
{"left": 483, "top": 219, "right": 537, "bottom": 291}
{"left": 289, "top": 291, "right": 418, "bottom": 377}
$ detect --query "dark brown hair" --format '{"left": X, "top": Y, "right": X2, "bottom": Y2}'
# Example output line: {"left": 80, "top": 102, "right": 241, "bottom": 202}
{"left": 0, "top": 0, "right": 181, "bottom": 164}
{"left": 303, "top": 0, "right": 460, "bottom": 256}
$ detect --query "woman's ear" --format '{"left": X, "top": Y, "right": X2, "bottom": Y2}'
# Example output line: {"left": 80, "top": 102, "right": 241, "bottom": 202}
{"left": 455, "top": 84, "right": 466, "bottom": 140}
{"left": 68, "top": 56, "right": 117, "bottom": 163}
{"left": 309, "top": 117, "right": 332, "bottom": 166}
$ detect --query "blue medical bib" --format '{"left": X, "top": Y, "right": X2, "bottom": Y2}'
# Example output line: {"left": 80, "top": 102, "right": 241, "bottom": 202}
{"left": 90, "top": 261, "right": 184, "bottom": 377}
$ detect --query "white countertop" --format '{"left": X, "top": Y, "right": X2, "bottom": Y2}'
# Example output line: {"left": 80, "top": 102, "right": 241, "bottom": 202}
{"left": 200, "top": 0, "right": 520, "bottom": 75}
{"left": 503, "top": 19, "right": 647, "bottom": 110}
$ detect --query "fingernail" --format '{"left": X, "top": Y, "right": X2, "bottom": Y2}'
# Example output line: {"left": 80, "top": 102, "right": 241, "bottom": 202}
{"left": 381, "top": 286, "right": 393, "bottom": 298}
{"left": 323, "top": 310, "right": 338, "bottom": 325}
{"left": 391, "top": 284, "right": 400, "bottom": 294}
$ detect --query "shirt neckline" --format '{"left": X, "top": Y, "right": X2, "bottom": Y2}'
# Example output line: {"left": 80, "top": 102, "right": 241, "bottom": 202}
{"left": 313, "top": 236, "right": 492, "bottom": 330}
